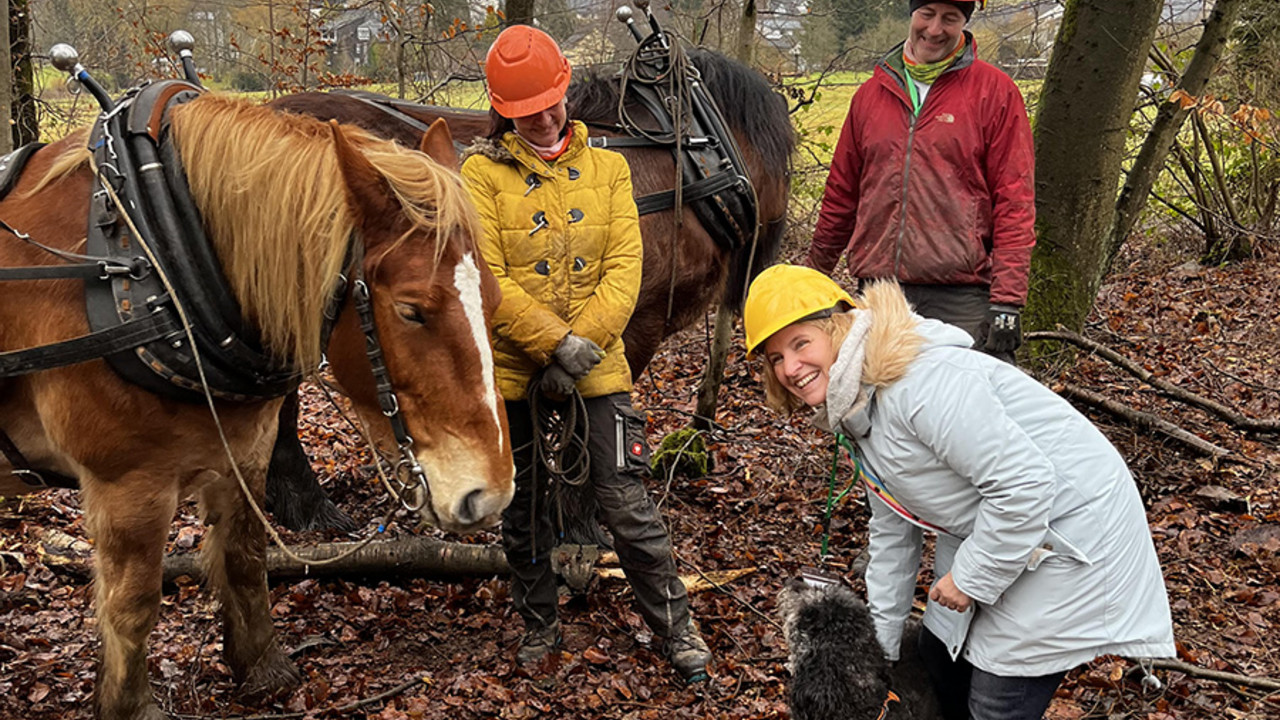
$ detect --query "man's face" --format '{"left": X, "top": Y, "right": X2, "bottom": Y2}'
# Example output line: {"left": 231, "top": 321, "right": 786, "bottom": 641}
{"left": 908, "top": 3, "right": 968, "bottom": 64}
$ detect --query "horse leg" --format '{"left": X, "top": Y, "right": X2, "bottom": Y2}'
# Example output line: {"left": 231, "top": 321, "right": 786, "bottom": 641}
{"left": 202, "top": 465, "right": 302, "bottom": 697}
{"left": 264, "top": 390, "right": 355, "bottom": 532}
{"left": 81, "top": 473, "right": 178, "bottom": 720}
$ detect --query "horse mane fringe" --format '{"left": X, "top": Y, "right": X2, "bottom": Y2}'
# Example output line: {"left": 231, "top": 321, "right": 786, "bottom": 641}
{"left": 164, "top": 94, "right": 480, "bottom": 370}
{"left": 24, "top": 130, "right": 91, "bottom": 195}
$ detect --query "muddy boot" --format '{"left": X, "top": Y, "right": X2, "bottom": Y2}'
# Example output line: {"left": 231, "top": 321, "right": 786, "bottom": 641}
{"left": 516, "top": 621, "right": 561, "bottom": 666}
{"left": 663, "top": 621, "right": 712, "bottom": 683}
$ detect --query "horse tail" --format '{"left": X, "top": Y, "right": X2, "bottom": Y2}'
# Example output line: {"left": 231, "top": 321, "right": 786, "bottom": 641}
{"left": 723, "top": 210, "right": 787, "bottom": 312}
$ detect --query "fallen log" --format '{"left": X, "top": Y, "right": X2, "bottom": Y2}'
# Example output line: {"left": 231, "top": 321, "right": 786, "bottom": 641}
{"left": 163, "top": 537, "right": 744, "bottom": 596}
{"left": 1028, "top": 329, "right": 1280, "bottom": 434}
{"left": 163, "top": 535, "right": 510, "bottom": 585}
{"left": 1054, "top": 381, "right": 1231, "bottom": 458}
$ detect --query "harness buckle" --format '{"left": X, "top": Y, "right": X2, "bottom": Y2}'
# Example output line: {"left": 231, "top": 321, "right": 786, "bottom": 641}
{"left": 381, "top": 392, "right": 400, "bottom": 418}
{"left": 11, "top": 468, "right": 49, "bottom": 488}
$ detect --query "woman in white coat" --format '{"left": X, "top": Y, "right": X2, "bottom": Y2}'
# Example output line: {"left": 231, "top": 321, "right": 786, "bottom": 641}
{"left": 744, "top": 265, "right": 1175, "bottom": 720}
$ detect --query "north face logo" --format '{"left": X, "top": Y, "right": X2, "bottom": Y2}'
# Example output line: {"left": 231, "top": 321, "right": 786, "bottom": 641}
{"left": 935, "top": 113, "right": 956, "bottom": 124}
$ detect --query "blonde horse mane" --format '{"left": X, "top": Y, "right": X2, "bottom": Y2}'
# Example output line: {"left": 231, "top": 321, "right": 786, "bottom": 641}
{"left": 158, "top": 94, "right": 481, "bottom": 370}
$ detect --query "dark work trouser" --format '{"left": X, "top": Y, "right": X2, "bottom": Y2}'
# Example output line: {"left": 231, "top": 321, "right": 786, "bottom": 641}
{"left": 501, "top": 392, "right": 690, "bottom": 637}
{"left": 898, "top": 283, "right": 1016, "bottom": 365}
{"left": 918, "top": 627, "right": 1067, "bottom": 720}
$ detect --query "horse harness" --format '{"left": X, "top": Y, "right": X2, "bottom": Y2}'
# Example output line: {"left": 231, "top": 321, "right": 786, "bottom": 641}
{"left": 587, "top": 29, "right": 758, "bottom": 254}
{"left": 0, "top": 79, "right": 433, "bottom": 514}
{"left": 321, "top": 43, "right": 757, "bottom": 255}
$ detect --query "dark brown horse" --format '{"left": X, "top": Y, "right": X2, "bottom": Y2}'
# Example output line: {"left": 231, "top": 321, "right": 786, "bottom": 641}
{"left": 0, "top": 96, "right": 514, "bottom": 719}
{"left": 266, "top": 48, "right": 795, "bottom": 530}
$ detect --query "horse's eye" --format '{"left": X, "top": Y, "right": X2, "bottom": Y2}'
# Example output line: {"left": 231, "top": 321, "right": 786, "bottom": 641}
{"left": 395, "top": 302, "right": 427, "bottom": 325}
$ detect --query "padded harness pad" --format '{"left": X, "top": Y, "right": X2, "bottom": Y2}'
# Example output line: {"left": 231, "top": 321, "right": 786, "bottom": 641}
{"left": 0, "top": 143, "right": 46, "bottom": 204}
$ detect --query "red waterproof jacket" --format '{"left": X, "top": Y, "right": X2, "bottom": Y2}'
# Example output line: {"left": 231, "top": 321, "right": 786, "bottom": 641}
{"left": 807, "top": 36, "right": 1035, "bottom": 306}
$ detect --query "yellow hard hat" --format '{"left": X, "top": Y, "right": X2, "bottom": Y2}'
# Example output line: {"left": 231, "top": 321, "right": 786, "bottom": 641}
{"left": 743, "top": 264, "right": 855, "bottom": 358}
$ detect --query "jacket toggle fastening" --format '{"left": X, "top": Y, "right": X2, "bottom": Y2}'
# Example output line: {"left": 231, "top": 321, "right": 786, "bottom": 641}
{"left": 567, "top": 208, "right": 584, "bottom": 223}
{"left": 523, "top": 173, "right": 542, "bottom": 196}
{"left": 529, "top": 210, "right": 548, "bottom": 235}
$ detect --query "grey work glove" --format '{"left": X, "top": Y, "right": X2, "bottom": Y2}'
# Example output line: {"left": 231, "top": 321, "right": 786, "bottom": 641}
{"left": 983, "top": 304, "right": 1023, "bottom": 354}
{"left": 538, "top": 362, "right": 577, "bottom": 399}
{"left": 553, "top": 333, "right": 604, "bottom": 380}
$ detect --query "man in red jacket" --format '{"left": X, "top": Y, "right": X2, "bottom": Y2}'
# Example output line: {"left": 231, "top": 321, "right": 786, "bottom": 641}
{"left": 805, "top": 0, "right": 1035, "bottom": 363}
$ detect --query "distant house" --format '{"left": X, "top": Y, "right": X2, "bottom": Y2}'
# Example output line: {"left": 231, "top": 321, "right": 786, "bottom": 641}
{"left": 321, "top": 7, "right": 390, "bottom": 69}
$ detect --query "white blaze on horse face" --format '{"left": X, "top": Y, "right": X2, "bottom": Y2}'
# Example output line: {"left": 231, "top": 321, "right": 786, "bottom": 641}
{"left": 409, "top": 251, "right": 509, "bottom": 532}
{"left": 454, "top": 252, "right": 502, "bottom": 447}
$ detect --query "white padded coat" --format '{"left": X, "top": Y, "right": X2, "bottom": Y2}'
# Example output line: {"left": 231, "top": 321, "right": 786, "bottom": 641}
{"left": 819, "top": 283, "right": 1175, "bottom": 676}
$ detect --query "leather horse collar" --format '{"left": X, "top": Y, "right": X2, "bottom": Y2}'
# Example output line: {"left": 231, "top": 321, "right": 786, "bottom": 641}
{"left": 586, "top": 30, "right": 758, "bottom": 253}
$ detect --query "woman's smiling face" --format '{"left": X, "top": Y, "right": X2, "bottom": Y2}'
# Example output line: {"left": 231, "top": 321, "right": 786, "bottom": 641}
{"left": 764, "top": 322, "right": 836, "bottom": 407}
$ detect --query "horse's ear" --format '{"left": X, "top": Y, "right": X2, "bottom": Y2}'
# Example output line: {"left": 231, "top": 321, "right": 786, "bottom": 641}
{"left": 420, "top": 118, "right": 459, "bottom": 171}
{"left": 329, "top": 120, "right": 398, "bottom": 232}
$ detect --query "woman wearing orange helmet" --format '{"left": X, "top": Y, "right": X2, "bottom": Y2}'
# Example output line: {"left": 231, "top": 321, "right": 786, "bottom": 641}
{"left": 460, "top": 24, "right": 711, "bottom": 682}
{"left": 744, "top": 266, "right": 1174, "bottom": 720}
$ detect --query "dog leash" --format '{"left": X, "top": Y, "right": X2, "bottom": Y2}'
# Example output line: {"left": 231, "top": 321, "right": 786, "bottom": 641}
{"left": 820, "top": 434, "right": 860, "bottom": 559}
{"left": 835, "top": 433, "right": 958, "bottom": 538}
{"left": 876, "top": 690, "right": 901, "bottom": 720}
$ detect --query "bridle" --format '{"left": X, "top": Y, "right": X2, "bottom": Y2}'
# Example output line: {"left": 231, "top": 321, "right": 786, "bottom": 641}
{"left": 0, "top": 45, "right": 435, "bottom": 519}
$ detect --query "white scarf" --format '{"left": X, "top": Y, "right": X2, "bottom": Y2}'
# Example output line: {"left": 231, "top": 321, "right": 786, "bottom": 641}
{"left": 821, "top": 309, "right": 874, "bottom": 432}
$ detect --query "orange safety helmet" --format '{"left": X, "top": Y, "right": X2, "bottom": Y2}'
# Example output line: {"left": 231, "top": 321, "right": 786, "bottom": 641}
{"left": 484, "top": 25, "right": 572, "bottom": 119}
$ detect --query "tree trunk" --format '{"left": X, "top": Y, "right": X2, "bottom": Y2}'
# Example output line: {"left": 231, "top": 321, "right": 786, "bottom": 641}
{"left": 735, "top": 0, "right": 757, "bottom": 65}
{"left": 1025, "top": 0, "right": 1164, "bottom": 338}
{"left": 504, "top": 0, "right": 535, "bottom": 26}
{"left": 692, "top": 0, "right": 760, "bottom": 429}
{"left": 0, "top": 0, "right": 12, "bottom": 156}
{"left": 8, "top": 0, "right": 34, "bottom": 147}
{"left": 1106, "top": 0, "right": 1243, "bottom": 272}
{"left": 693, "top": 303, "right": 734, "bottom": 430}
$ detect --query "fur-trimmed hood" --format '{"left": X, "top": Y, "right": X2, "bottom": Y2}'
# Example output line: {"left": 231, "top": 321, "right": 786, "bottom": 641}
{"left": 459, "top": 135, "right": 515, "bottom": 165}
{"left": 817, "top": 281, "right": 972, "bottom": 434}
{"left": 459, "top": 120, "right": 592, "bottom": 176}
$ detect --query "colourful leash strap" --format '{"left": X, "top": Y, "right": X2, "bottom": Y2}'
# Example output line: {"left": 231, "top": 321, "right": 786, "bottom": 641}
{"left": 835, "top": 433, "right": 956, "bottom": 538}
{"left": 876, "top": 690, "right": 901, "bottom": 720}
{"left": 821, "top": 436, "right": 857, "bottom": 558}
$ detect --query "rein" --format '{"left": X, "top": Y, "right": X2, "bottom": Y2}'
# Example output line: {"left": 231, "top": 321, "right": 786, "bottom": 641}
{"left": 0, "top": 66, "right": 438, "bottom": 543}
{"left": 522, "top": 373, "right": 591, "bottom": 563}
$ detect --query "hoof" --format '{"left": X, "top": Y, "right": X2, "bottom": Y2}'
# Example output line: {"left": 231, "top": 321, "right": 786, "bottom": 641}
{"left": 239, "top": 648, "right": 302, "bottom": 698}
{"left": 96, "top": 697, "right": 169, "bottom": 720}
{"left": 273, "top": 492, "right": 357, "bottom": 533}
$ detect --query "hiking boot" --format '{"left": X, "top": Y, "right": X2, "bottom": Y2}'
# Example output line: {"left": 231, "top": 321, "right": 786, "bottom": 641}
{"left": 662, "top": 623, "right": 712, "bottom": 683}
{"left": 516, "top": 622, "right": 561, "bottom": 666}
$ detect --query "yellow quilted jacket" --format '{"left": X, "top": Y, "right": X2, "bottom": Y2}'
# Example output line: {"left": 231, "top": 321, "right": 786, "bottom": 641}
{"left": 460, "top": 121, "right": 643, "bottom": 401}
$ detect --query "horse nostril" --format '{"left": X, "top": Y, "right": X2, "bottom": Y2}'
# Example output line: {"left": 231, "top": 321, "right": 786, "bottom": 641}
{"left": 458, "top": 489, "right": 486, "bottom": 525}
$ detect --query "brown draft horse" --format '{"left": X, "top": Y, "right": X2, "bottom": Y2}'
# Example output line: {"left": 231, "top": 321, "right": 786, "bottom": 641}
{"left": 267, "top": 48, "right": 796, "bottom": 529}
{"left": 0, "top": 96, "right": 514, "bottom": 719}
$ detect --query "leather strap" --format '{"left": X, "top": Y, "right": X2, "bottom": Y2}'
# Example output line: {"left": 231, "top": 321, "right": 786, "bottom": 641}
{"left": 0, "top": 309, "right": 181, "bottom": 377}
{"left": 0, "top": 428, "right": 78, "bottom": 489}
{"left": 634, "top": 167, "right": 744, "bottom": 216}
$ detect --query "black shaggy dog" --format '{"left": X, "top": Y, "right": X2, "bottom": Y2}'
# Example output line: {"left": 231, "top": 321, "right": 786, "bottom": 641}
{"left": 777, "top": 579, "right": 943, "bottom": 720}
